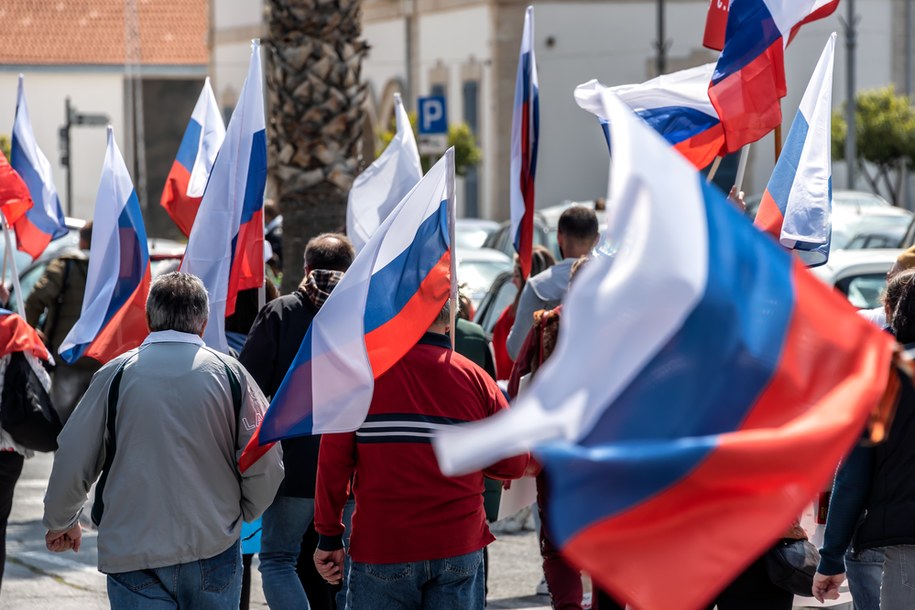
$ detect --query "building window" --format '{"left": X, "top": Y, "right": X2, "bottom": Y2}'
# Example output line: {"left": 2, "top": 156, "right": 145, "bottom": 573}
{"left": 462, "top": 80, "right": 480, "bottom": 217}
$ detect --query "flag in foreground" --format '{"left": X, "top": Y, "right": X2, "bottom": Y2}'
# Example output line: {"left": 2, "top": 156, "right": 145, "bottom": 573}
{"left": 0, "top": 150, "right": 33, "bottom": 226}
{"left": 181, "top": 40, "right": 267, "bottom": 354}
{"left": 509, "top": 5, "right": 539, "bottom": 280}
{"left": 575, "top": 63, "right": 725, "bottom": 170}
{"left": 434, "top": 93, "right": 893, "bottom": 610}
{"left": 347, "top": 92, "right": 422, "bottom": 253}
{"left": 59, "top": 127, "right": 151, "bottom": 364}
{"left": 10, "top": 75, "right": 67, "bottom": 259}
{"left": 755, "top": 34, "right": 836, "bottom": 267}
{"left": 240, "top": 148, "right": 456, "bottom": 472}
{"left": 709, "top": 0, "right": 840, "bottom": 152}
{"left": 160, "top": 77, "right": 226, "bottom": 237}
{"left": 0, "top": 308, "right": 49, "bottom": 361}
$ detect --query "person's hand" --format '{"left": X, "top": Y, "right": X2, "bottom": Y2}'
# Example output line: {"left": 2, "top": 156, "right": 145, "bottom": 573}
{"left": 812, "top": 572, "right": 844, "bottom": 602}
{"left": 45, "top": 523, "right": 82, "bottom": 553}
{"left": 314, "top": 548, "right": 345, "bottom": 585}
{"left": 728, "top": 185, "right": 747, "bottom": 213}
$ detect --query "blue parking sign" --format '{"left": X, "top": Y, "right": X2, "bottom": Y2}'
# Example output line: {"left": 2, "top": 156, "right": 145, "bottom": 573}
{"left": 418, "top": 96, "right": 448, "bottom": 134}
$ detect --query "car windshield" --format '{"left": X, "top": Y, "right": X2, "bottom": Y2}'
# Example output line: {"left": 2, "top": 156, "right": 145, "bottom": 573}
{"left": 458, "top": 259, "right": 512, "bottom": 306}
{"left": 455, "top": 229, "right": 493, "bottom": 250}
{"left": 841, "top": 273, "right": 887, "bottom": 309}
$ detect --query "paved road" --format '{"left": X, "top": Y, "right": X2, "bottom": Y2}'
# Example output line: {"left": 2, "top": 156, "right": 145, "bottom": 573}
{"left": 1, "top": 452, "right": 551, "bottom": 609}
{"left": 0, "top": 453, "right": 854, "bottom": 610}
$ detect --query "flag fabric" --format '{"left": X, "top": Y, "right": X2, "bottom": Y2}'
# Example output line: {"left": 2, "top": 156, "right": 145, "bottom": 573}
{"left": 59, "top": 127, "right": 151, "bottom": 365}
{"left": 434, "top": 92, "right": 893, "bottom": 610}
{"left": 181, "top": 40, "right": 267, "bottom": 355}
{"left": 346, "top": 92, "right": 423, "bottom": 253}
{"left": 0, "top": 308, "right": 49, "bottom": 361}
{"left": 709, "top": 0, "right": 840, "bottom": 152}
{"left": 239, "top": 148, "right": 456, "bottom": 472}
{"left": 755, "top": 34, "right": 836, "bottom": 268}
{"left": 160, "top": 77, "right": 226, "bottom": 237}
{"left": 0, "top": 150, "right": 33, "bottom": 226}
{"left": 509, "top": 5, "right": 539, "bottom": 280}
{"left": 10, "top": 75, "right": 68, "bottom": 259}
{"left": 575, "top": 63, "right": 725, "bottom": 170}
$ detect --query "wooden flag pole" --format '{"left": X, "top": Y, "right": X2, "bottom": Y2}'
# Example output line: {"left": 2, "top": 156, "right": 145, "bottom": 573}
{"left": 774, "top": 124, "right": 783, "bottom": 162}
{"left": 706, "top": 156, "right": 723, "bottom": 184}
{"left": 734, "top": 145, "right": 750, "bottom": 193}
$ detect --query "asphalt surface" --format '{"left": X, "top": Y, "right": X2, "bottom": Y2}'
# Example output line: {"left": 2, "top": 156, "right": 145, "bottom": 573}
{"left": 0, "top": 452, "right": 853, "bottom": 609}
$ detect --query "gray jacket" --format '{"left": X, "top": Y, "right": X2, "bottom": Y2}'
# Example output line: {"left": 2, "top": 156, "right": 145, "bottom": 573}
{"left": 43, "top": 331, "right": 284, "bottom": 574}
{"left": 506, "top": 258, "right": 575, "bottom": 360}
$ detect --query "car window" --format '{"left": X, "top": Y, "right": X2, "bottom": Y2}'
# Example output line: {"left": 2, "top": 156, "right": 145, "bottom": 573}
{"left": 838, "top": 273, "right": 887, "bottom": 310}
{"left": 477, "top": 279, "right": 518, "bottom": 334}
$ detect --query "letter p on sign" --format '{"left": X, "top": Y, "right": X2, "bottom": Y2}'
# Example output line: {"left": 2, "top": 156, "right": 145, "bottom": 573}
{"left": 418, "top": 96, "right": 448, "bottom": 134}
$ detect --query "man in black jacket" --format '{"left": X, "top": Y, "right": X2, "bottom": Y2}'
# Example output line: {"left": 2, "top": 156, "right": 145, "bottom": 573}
{"left": 239, "top": 233, "right": 354, "bottom": 610}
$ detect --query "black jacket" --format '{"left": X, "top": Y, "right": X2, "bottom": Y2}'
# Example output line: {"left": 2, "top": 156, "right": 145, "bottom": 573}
{"left": 239, "top": 290, "right": 320, "bottom": 497}
{"left": 858, "top": 364, "right": 915, "bottom": 549}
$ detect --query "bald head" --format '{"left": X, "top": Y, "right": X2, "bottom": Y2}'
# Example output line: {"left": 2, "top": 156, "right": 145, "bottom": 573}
{"left": 304, "top": 233, "right": 355, "bottom": 273}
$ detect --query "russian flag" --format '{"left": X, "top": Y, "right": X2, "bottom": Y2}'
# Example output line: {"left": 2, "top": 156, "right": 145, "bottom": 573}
{"left": 709, "top": 0, "right": 840, "bottom": 153}
{"left": 181, "top": 41, "right": 267, "bottom": 355}
{"left": 755, "top": 34, "right": 836, "bottom": 268}
{"left": 0, "top": 308, "right": 49, "bottom": 362}
{"left": 434, "top": 93, "right": 893, "bottom": 610}
{"left": 10, "top": 75, "right": 68, "bottom": 259}
{"left": 346, "top": 92, "right": 423, "bottom": 253}
{"left": 239, "top": 148, "right": 456, "bottom": 472}
{"left": 575, "top": 63, "right": 725, "bottom": 170}
{"left": 59, "top": 127, "right": 151, "bottom": 365}
{"left": 0, "top": 150, "right": 34, "bottom": 226}
{"left": 509, "top": 6, "right": 539, "bottom": 280}
{"left": 160, "top": 77, "right": 226, "bottom": 237}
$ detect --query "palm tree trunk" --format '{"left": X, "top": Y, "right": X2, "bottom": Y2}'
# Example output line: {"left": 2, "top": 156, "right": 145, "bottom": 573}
{"left": 265, "top": 0, "right": 368, "bottom": 293}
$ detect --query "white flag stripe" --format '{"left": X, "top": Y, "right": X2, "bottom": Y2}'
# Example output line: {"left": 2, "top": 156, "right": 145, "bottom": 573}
{"left": 346, "top": 93, "right": 423, "bottom": 253}
{"left": 434, "top": 92, "right": 709, "bottom": 476}
{"left": 779, "top": 33, "right": 835, "bottom": 250}
{"left": 187, "top": 78, "right": 227, "bottom": 198}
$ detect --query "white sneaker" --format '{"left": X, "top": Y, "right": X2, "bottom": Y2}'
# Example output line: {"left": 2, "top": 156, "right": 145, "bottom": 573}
{"left": 535, "top": 576, "right": 549, "bottom": 596}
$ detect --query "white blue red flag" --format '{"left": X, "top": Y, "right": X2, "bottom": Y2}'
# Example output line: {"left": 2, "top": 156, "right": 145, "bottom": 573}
{"left": 755, "top": 34, "right": 836, "bottom": 267}
{"left": 10, "top": 75, "right": 68, "bottom": 259}
{"left": 59, "top": 127, "right": 151, "bottom": 365}
{"left": 575, "top": 63, "right": 725, "bottom": 170}
{"left": 181, "top": 41, "right": 267, "bottom": 354}
{"left": 160, "top": 77, "right": 226, "bottom": 237}
{"left": 435, "top": 92, "right": 892, "bottom": 610}
{"left": 509, "top": 6, "right": 539, "bottom": 280}
{"left": 239, "top": 148, "right": 456, "bottom": 472}
{"left": 709, "top": 0, "right": 840, "bottom": 152}
{"left": 347, "top": 93, "right": 423, "bottom": 253}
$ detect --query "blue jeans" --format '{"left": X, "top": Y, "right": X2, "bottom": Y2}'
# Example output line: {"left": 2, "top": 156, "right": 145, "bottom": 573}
{"left": 880, "top": 544, "right": 915, "bottom": 610}
{"left": 846, "top": 546, "right": 884, "bottom": 610}
{"left": 258, "top": 496, "right": 315, "bottom": 609}
{"left": 106, "top": 540, "right": 241, "bottom": 609}
{"left": 346, "top": 549, "right": 484, "bottom": 610}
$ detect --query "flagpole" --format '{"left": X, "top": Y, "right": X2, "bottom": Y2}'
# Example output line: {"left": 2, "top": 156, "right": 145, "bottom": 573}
{"left": 258, "top": 203, "right": 266, "bottom": 311}
{"left": 774, "top": 124, "right": 783, "bottom": 162}
{"left": 1, "top": 216, "right": 25, "bottom": 317}
{"left": 734, "top": 145, "right": 750, "bottom": 193}
{"left": 706, "top": 156, "right": 723, "bottom": 184}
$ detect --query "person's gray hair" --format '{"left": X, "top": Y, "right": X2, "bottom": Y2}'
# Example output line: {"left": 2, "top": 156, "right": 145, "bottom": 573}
{"left": 146, "top": 272, "right": 209, "bottom": 334}
{"left": 434, "top": 299, "right": 451, "bottom": 325}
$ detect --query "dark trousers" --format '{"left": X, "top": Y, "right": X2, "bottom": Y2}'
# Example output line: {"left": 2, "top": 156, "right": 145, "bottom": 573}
{"left": 0, "top": 451, "right": 24, "bottom": 593}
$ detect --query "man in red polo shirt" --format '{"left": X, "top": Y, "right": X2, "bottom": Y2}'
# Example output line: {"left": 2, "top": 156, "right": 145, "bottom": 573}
{"left": 313, "top": 304, "right": 529, "bottom": 609}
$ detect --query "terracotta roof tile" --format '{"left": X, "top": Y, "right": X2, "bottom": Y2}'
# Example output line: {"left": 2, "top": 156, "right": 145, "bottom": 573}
{"left": 0, "top": 0, "right": 208, "bottom": 66}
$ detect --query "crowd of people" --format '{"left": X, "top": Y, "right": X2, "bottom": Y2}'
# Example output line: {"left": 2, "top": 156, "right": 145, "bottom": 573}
{"left": 2, "top": 200, "right": 915, "bottom": 610}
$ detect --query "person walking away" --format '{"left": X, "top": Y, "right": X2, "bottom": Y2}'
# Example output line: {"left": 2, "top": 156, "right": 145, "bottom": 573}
{"left": 314, "top": 304, "right": 530, "bottom": 609}
{"left": 42, "top": 272, "right": 283, "bottom": 608}
{"left": 25, "top": 222, "right": 98, "bottom": 420}
{"left": 240, "top": 233, "right": 355, "bottom": 610}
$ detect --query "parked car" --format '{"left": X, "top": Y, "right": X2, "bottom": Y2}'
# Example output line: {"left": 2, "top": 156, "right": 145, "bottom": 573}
{"left": 455, "top": 247, "right": 512, "bottom": 311}
{"left": 810, "top": 248, "right": 901, "bottom": 310}
{"left": 455, "top": 218, "right": 500, "bottom": 250}
{"left": 473, "top": 271, "right": 516, "bottom": 335}
{"left": 483, "top": 199, "right": 608, "bottom": 260}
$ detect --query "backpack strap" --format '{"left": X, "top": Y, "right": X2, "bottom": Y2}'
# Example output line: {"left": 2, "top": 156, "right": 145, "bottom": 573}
{"left": 91, "top": 353, "right": 136, "bottom": 527}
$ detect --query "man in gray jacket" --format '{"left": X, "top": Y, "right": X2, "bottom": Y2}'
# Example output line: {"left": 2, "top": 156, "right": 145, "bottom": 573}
{"left": 42, "top": 272, "right": 284, "bottom": 608}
